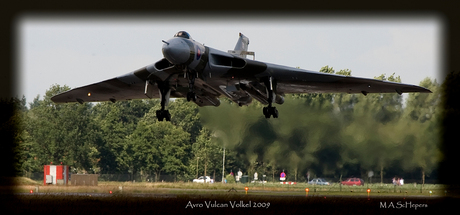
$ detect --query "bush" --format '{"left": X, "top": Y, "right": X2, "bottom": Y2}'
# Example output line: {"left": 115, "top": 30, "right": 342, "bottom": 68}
{"left": 226, "top": 174, "right": 235, "bottom": 183}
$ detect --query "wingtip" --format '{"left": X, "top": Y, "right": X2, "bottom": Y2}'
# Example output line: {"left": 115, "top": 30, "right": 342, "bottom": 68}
{"left": 50, "top": 93, "right": 70, "bottom": 104}
{"left": 50, "top": 95, "right": 58, "bottom": 103}
{"left": 420, "top": 86, "right": 433, "bottom": 93}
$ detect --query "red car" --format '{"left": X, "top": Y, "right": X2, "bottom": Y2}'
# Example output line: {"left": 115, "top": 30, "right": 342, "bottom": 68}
{"left": 341, "top": 178, "right": 364, "bottom": 186}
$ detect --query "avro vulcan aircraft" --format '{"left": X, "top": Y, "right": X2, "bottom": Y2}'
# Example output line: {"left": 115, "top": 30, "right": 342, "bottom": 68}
{"left": 51, "top": 31, "right": 431, "bottom": 121}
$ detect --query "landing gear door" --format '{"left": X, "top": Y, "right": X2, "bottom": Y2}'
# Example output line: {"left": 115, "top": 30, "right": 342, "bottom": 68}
{"left": 144, "top": 80, "right": 155, "bottom": 99}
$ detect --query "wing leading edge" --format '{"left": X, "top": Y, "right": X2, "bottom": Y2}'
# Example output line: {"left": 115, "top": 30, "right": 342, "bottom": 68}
{"left": 51, "top": 67, "right": 154, "bottom": 104}
{"left": 51, "top": 60, "right": 222, "bottom": 107}
{"left": 259, "top": 63, "right": 432, "bottom": 95}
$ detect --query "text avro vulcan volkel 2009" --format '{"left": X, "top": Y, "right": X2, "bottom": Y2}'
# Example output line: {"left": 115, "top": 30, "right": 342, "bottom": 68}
{"left": 52, "top": 31, "right": 431, "bottom": 121}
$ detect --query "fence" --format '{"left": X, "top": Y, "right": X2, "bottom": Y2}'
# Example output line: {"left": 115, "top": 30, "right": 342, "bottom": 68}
{"left": 71, "top": 174, "right": 98, "bottom": 186}
{"left": 98, "top": 174, "right": 180, "bottom": 182}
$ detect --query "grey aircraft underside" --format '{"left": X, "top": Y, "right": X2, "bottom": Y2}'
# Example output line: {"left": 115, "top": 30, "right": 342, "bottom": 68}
{"left": 51, "top": 31, "right": 431, "bottom": 121}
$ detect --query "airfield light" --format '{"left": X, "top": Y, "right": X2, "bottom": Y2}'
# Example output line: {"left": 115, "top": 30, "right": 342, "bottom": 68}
{"left": 30, "top": 190, "right": 33, "bottom": 193}
{"left": 305, "top": 188, "right": 309, "bottom": 197}
{"left": 109, "top": 190, "right": 113, "bottom": 194}
{"left": 245, "top": 187, "right": 249, "bottom": 195}
{"left": 367, "top": 189, "right": 371, "bottom": 199}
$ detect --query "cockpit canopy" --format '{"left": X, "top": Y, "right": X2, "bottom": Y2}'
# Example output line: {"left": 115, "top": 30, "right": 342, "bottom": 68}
{"left": 174, "top": 31, "right": 191, "bottom": 39}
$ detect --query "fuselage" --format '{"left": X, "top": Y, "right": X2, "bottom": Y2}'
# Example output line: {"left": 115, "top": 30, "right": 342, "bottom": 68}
{"left": 161, "top": 32, "right": 290, "bottom": 106}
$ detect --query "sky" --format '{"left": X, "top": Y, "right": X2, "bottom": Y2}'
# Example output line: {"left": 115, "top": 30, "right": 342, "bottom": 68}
{"left": 16, "top": 14, "right": 443, "bottom": 105}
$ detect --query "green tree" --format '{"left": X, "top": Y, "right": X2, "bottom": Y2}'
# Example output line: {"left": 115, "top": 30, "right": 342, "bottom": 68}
{"left": 7, "top": 96, "right": 43, "bottom": 176}
{"left": 93, "top": 103, "right": 130, "bottom": 173}
{"left": 332, "top": 69, "right": 358, "bottom": 125}
{"left": 27, "top": 85, "right": 102, "bottom": 173}
{"left": 290, "top": 65, "right": 335, "bottom": 110}
{"left": 92, "top": 100, "right": 154, "bottom": 173}
{"left": 339, "top": 74, "right": 405, "bottom": 180}
{"left": 127, "top": 110, "right": 190, "bottom": 181}
{"left": 399, "top": 78, "right": 441, "bottom": 185}
{"left": 352, "top": 73, "right": 403, "bottom": 124}
{"left": 168, "top": 99, "right": 202, "bottom": 143}
{"left": 319, "top": 65, "right": 335, "bottom": 74}
{"left": 189, "top": 128, "right": 224, "bottom": 180}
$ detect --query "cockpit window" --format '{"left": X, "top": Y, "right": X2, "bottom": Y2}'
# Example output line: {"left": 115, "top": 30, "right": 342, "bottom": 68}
{"left": 174, "top": 31, "right": 191, "bottom": 39}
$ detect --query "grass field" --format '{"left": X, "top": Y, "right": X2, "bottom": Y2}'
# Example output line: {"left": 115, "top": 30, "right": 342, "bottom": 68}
{"left": 3, "top": 177, "right": 458, "bottom": 214}
{"left": 7, "top": 177, "right": 455, "bottom": 197}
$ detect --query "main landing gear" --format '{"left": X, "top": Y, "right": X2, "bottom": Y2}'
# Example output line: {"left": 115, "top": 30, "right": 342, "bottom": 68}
{"left": 156, "top": 82, "right": 171, "bottom": 121}
{"left": 263, "top": 76, "right": 279, "bottom": 119}
{"left": 186, "top": 71, "right": 197, "bottom": 102}
{"left": 156, "top": 68, "right": 196, "bottom": 121}
{"left": 263, "top": 105, "right": 278, "bottom": 118}
{"left": 156, "top": 109, "right": 171, "bottom": 121}
{"left": 187, "top": 92, "right": 196, "bottom": 102}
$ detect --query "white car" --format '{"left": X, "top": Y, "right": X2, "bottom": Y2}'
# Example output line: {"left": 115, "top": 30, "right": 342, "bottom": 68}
{"left": 193, "top": 176, "right": 212, "bottom": 183}
{"left": 308, "top": 178, "right": 330, "bottom": 185}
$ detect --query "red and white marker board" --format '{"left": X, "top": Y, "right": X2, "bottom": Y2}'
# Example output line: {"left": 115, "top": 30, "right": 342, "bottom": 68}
{"left": 44, "top": 165, "right": 69, "bottom": 185}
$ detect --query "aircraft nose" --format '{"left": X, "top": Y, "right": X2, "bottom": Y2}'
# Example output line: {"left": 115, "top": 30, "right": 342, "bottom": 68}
{"left": 162, "top": 39, "right": 191, "bottom": 65}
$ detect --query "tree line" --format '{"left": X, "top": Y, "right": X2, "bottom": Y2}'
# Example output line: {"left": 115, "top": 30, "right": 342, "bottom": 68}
{"left": 8, "top": 66, "right": 443, "bottom": 183}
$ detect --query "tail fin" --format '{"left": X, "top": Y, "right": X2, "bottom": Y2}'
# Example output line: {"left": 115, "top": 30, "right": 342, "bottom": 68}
{"left": 228, "top": 33, "right": 255, "bottom": 59}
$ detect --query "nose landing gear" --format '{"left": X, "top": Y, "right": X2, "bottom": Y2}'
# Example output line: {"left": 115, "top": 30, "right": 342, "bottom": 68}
{"left": 186, "top": 70, "right": 197, "bottom": 102}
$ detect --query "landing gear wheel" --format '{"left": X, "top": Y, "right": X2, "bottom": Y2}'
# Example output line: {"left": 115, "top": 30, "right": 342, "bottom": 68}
{"left": 156, "top": 110, "right": 164, "bottom": 121}
{"left": 164, "top": 111, "right": 171, "bottom": 121}
{"left": 156, "top": 110, "right": 171, "bottom": 121}
{"left": 263, "top": 107, "right": 270, "bottom": 118}
{"left": 186, "top": 92, "right": 196, "bottom": 102}
{"left": 273, "top": 108, "right": 279, "bottom": 118}
{"left": 263, "top": 106, "right": 278, "bottom": 118}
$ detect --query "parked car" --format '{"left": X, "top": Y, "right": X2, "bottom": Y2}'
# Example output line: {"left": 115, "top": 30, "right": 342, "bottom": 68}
{"left": 193, "top": 176, "right": 212, "bottom": 183}
{"left": 308, "top": 178, "right": 330, "bottom": 185}
{"left": 341, "top": 177, "right": 364, "bottom": 186}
